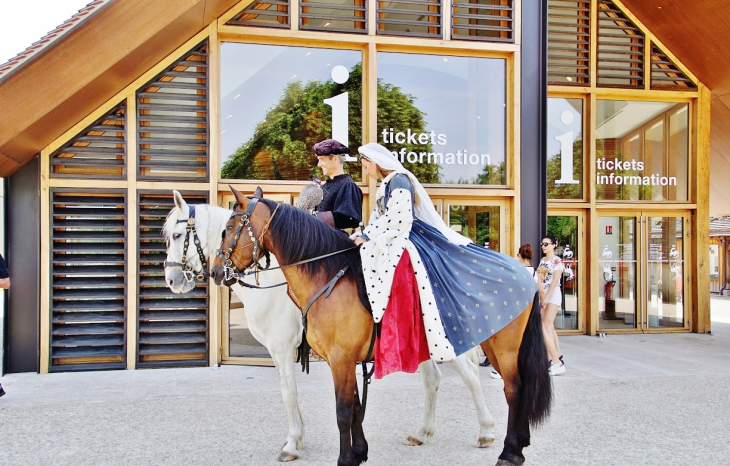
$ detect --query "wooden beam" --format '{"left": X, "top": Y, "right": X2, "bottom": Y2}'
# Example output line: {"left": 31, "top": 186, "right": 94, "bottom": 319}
{"left": 693, "top": 84, "right": 711, "bottom": 333}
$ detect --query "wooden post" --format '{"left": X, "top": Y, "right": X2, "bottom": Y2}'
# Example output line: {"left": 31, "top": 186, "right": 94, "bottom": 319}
{"left": 693, "top": 84, "right": 711, "bottom": 333}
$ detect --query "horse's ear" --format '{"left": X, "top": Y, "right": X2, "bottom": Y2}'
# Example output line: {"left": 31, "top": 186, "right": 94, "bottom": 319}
{"left": 173, "top": 190, "right": 187, "bottom": 212}
{"left": 253, "top": 186, "right": 263, "bottom": 198}
{"left": 229, "top": 185, "right": 248, "bottom": 206}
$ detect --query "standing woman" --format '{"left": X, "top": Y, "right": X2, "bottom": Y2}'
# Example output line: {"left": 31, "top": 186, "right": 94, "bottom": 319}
{"left": 536, "top": 236, "right": 565, "bottom": 375}
{"left": 518, "top": 244, "right": 537, "bottom": 280}
{"left": 352, "top": 143, "right": 536, "bottom": 377}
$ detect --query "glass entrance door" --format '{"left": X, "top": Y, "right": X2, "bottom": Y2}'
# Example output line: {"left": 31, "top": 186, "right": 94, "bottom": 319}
{"left": 220, "top": 192, "right": 293, "bottom": 365}
{"left": 547, "top": 212, "right": 584, "bottom": 331}
{"left": 597, "top": 212, "right": 689, "bottom": 332}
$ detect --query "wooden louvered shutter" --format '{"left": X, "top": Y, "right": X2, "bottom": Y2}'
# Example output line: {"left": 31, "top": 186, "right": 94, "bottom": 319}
{"left": 226, "top": 0, "right": 291, "bottom": 28}
{"left": 451, "top": 0, "right": 514, "bottom": 43}
{"left": 299, "top": 0, "right": 367, "bottom": 33}
{"left": 137, "top": 192, "right": 209, "bottom": 368}
{"left": 51, "top": 102, "right": 126, "bottom": 178}
{"left": 650, "top": 45, "right": 696, "bottom": 90}
{"left": 547, "top": 0, "right": 590, "bottom": 85}
{"left": 597, "top": 0, "right": 644, "bottom": 89}
{"left": 137, "top": 41, "right": 209, "bottom": 181}
{"left": 377, "top": 0, "right": 442, "bottom": 38}
{"left": 50, "top": 191, "right": 127, "bottom": 371}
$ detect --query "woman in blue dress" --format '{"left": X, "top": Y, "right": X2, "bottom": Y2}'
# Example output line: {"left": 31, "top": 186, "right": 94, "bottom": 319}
{"left": 352, "top": 143, "right": 537, "bottom": 365}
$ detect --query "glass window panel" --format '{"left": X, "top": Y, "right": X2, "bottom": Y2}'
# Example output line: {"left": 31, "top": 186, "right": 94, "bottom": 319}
{"left": 547, "top": 98, "right": 583, "bottom": 200}
{"left": 448, "top": 205, "right": 500, "bottom": 250}
{"left": 647, "top": 216, "right": 684, "bottom": 328}
{"left": 599, "top": 216, "right": 637, "bottom": 329}
{"left": 220, "top": 44, "right": 362, "bottom": 181}
{"left": 596, "top": 101, "right": 689, "bottom": 201}
{"left": 547, "top": 215, "right": 579, "bottom": 330}
{"left": 377, "top": 52, "right": 506, "bottom": 185}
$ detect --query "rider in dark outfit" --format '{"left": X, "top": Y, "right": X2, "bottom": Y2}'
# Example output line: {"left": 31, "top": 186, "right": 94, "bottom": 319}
{"left": 313, "top": 139, "right": 363, "bottom": 230}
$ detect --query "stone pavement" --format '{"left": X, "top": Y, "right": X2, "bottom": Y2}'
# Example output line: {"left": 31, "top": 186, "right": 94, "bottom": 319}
{"left": 2, "top": 301, "right": 730, "bottom": 465}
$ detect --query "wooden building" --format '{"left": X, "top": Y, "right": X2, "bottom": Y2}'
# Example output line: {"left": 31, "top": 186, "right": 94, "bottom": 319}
{"left": 0, "top": 0, "right": 714, "bottom": 374}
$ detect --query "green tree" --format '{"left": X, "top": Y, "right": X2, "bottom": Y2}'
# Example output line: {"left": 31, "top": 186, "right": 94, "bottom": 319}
{"left": 547, "top": 137, "right": 583, "bottom": 199}
{"left": 221, "top": 64, "right": 439, "bottom": 183}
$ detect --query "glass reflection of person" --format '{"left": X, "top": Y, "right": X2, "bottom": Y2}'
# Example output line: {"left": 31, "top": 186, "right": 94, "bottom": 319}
{"left": 313, "top": 139, "right": 363, "bottom": 230}
{"left": 536, "top": 237, "right": 565, "bottom": 376}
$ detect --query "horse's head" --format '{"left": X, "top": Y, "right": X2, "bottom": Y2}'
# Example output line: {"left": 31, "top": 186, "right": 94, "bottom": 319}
{"left": 211, "top": 186, "right": 269, "bottom": 287}
{"left": 163, "top": 190, "right": 210, "bottom": 293}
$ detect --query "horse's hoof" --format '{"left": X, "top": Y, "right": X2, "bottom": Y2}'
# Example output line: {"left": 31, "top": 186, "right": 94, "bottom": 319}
{"left": 495, "top": 460, "right": 515, "bottom": 466}
{"left": 403, "top": 436, "right": 423, "bottom": 446}
{"left": 277, "top": 451, "right": 299, "bottom": 462}
{"left": 477, "top": 435, "right": 495, "bottom": 448}
{"left": 495, "top": 458, "right": 523, "bottom": 466}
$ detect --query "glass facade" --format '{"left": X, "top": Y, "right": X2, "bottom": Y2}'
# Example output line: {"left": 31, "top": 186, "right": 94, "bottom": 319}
{"left": 219, "top": 44, "right": 363, "bottom": 181}
{"left": 596, "top": 101, "right": 689, "bottom": 201}
{"left": 547, "top": 98, "right": 583, "bottom": 200}
{"left": 377, "top": 52, "right": 506, "bottom": 185}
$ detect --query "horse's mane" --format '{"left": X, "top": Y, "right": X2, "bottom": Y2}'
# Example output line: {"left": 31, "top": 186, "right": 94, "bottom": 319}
{"left": 259, "top": 199, "right": 371, "bottom": 313}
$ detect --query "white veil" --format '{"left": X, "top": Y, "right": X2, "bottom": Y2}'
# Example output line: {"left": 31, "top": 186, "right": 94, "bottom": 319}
{"left": 358, "top": 143, "right": 470, "bottom": 246}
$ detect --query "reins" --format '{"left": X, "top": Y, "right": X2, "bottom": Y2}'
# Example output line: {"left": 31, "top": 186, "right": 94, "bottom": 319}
{"left": 220, "top": 195, "right": 377, "bottom": 425}
{"left": 163, "top": 205, "right": 209, "bottom": 283}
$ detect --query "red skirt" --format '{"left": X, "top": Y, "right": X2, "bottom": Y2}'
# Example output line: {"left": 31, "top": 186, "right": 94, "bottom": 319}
{"left": 374, "top": 250, "right": 431, "bottom": 379}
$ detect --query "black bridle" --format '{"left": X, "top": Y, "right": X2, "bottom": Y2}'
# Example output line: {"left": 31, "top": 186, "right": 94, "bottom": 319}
{"left": 163, "top": 205, "right": 209, "bottom": 283}
{"left": 216, "top": 197, "right": 272, "bottom": 283}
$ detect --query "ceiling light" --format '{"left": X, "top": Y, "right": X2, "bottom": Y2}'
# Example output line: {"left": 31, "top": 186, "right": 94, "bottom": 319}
{"left": 566, "top": 77, "right": 573, "bottom": 82}
{"left": 324, "top": 22, "right": 330, "bottom": 27}
{"left": 233, "top": 94, "right": 241, "bottom": 100}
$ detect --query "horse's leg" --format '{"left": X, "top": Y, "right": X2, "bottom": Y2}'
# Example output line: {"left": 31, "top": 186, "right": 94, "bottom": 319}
{"left": 331, "top": 360, "right": 359, "bottom": 466}
{"left": 489, "top": 295, "right": 550, "bottom": 466}
{"left": 449, "top": 354, "right": 496, "bottom": 448}
{"left": 270, "top": 342, "right": 305, "bottom": 462}
{"left": 404, "top": 359, "right": 441, "bottom": 446}
{"left": 350, "top": 381, "right": 369, "bottom": 464}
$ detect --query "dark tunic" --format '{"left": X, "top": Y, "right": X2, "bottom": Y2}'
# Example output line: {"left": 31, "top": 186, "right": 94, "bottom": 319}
{"left": 316, "top": 174, "right": 363, "bottom": 229}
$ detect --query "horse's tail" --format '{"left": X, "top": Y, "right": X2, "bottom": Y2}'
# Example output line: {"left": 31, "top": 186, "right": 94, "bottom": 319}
{"left": 517, "top": 291, "right": 552, "bottom": 426}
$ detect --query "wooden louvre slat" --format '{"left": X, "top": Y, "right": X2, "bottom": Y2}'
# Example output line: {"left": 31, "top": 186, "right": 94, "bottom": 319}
{"left": 547, "top": 0, "right": 590, "bottom": 85}
{"left": 50, "top": 190, "right": 127, "bottom": 372}
{"left": 650, "top": 44, "right": 696, "bottom": 90}
{"left": 51, "top": 102, "right": 126, "bottom": 178}
{"left": 137, "top": 191, "right": 209, "bottom": 368}
{"left": 225, "top": 0, "right": 291, "bottom": 29}
{"left": 452, "top": 0, "right": 514, "bottom": 43}
{"left": 300, "top": 0, "right": 367, "bottom": 33}
{"left": 377, "top": 0, "right": 442, "bottom": 38}
{"left": 137, "top": 41, "right": 209, "bottom": 181}
{"left": 597, "top": 0, "right": 644, "bottom": 89}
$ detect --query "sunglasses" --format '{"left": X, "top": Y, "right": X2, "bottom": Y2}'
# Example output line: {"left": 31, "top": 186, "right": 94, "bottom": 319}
{"left": 541, "top": 242, "right": 553, "bottom": 247}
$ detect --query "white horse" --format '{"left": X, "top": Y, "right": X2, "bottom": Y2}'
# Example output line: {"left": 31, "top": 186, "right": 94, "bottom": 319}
{"left": 163, "top": 191, "right": 496, "bottom": 462}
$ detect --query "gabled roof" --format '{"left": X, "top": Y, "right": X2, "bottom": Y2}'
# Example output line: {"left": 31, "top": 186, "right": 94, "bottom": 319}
{"left": 0, "top": 1, "right": 112, "bottom": 80}
{"left": 0, "top": 0, "right": 241, "bottom": 177}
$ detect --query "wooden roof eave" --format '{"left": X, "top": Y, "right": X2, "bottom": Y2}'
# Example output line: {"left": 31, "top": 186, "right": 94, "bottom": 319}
{"left": 0, "top": 0, "right": 244, "bottom": 178}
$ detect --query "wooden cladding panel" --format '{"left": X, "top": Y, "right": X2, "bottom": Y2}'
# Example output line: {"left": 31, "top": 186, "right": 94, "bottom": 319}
{"left": 300, "top": 0, "right": 367, "bottom": 33}
{"left": 50, "top": 190, "right": 127, "bottom": 372}
{"left": 377, "top": 0, "right": 442, "bottom": 38}
{"left": 597, "top": 0, "right": 644, "bottom": 89}
{"left": 137, "top": 41, "right": 209, "bottom": 181}
{"left": 547, "top": 0, "right": 589, "bottom": 85}
{"left": 137, "top": 192, "right": 209, "bottom": 368}
{"left": 651, "top": 45, "right": 696, "bottom": 90}
{"left": 452, "top": 0, "right": 514, "bottom": 43}
{"left": 225, "top": 0, "right": 291, "bottom": 29}
{"left": 51, "top": 103, "right": 126, "bottom": 178}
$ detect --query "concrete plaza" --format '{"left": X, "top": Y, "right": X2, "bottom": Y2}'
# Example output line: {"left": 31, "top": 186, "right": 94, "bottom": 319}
{"left": 2, "top": 299, "right": 730, "bottom": 465}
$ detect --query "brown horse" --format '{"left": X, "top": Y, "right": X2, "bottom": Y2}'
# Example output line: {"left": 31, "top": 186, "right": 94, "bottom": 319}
{"left": 211, "top": 187, "right": 552, "bottom": 466}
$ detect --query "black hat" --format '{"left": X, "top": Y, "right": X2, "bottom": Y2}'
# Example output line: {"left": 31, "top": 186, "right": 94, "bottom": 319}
{"left": 313, "top": 139, "right": 350, "bottom": 156}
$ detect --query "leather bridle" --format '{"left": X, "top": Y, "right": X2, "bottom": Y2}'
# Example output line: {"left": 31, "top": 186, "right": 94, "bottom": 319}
{"left": 163, "top": 205, "right": 209, "bottom": 283}
{"left": 216, "top": 197, "right": 277, "bottom": 283}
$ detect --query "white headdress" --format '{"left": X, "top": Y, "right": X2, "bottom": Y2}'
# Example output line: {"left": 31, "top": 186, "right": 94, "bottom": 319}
{"left": 358, "top": 143, "right": 470, "bottom": 246}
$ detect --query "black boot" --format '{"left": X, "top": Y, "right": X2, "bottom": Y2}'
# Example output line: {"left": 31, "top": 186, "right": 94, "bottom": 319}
{"left": 479, "top": 357, "right": 491, "bottom": 367}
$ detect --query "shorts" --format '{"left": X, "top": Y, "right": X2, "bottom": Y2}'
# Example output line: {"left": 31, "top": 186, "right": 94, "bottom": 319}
{"left": 544, "top": 289, "right": 562, "bottom": 307}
